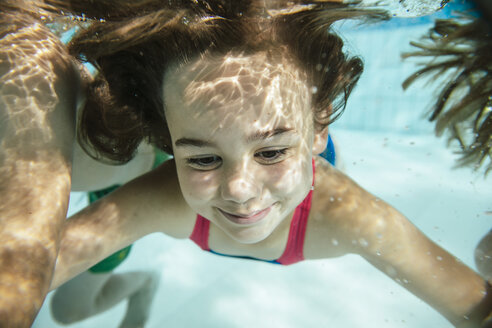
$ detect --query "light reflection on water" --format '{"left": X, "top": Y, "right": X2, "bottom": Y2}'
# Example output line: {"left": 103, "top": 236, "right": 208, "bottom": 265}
{"left": 32, "top": 3, "right": 491, "bottom": 328}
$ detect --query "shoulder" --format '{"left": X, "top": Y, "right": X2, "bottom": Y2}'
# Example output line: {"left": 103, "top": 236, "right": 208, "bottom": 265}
{"left": 311, "top": 156, "right": 383, "bottom": 226}
{"left": 305, "top": 156, "right": 406, "bottom": 258}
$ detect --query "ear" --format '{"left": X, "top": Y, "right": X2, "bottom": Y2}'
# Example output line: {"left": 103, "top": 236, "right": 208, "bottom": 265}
{"left": 312, "top": 126, "right": 329, "bottom": 155}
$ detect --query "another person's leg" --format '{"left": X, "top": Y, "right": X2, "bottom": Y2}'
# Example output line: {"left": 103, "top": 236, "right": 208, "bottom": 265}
{"left": 51, "top": 270, "right": 159, "bottom": 327}
{"left": 109, "top": 272, "right": 160, "bottom": 328}
{"left": 51, "top": 271, "right": 112, "bottom": 324}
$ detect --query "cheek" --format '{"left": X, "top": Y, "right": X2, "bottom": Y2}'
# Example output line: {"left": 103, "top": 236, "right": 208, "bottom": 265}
{"left": 177, "top": 167, "right": 219, "bottom": 205}
{"left": 265, "top": 158, "right": 312, "bottom": 199}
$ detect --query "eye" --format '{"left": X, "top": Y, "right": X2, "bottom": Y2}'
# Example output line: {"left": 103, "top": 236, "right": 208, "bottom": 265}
{"left": 255, "top": 148, "right": 288, "bottom": 164}
{"left": 186, "top": 155, "right": 222, "bottom": 170}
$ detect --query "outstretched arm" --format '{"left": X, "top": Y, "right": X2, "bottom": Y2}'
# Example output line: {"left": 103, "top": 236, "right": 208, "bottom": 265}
{"left": 0, "top": 10, "right": 80, "bottom": 327}
{"left": 358, "top": 207, "right": 491, "bottom": 327}
{"left": 311, "top": 164, "right": 491, "bottom": 327}
{"left": 50, "top": 160, "right": 192, "bottom": 290}
{"left": 342, "top": 192, "right": 492, "bottom": 327}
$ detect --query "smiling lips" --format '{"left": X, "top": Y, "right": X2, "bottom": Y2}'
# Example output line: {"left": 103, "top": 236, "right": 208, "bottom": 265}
{"left": 219, "top": 206, "right": 272, "bottom": 225}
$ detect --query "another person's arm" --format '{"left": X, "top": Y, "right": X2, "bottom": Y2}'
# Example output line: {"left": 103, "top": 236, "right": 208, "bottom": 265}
{"left": 0, "top": 11, "right": 80, "bottom": 327}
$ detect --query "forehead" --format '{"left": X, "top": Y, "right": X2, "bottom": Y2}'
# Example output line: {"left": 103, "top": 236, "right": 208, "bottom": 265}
{"left": 163, "top": 52, "right": 312, "bottom": 133}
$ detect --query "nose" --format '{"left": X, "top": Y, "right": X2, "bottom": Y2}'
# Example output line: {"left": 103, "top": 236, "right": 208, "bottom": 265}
{"left": 220, "top": 162, "right": 260, "bottom": 204}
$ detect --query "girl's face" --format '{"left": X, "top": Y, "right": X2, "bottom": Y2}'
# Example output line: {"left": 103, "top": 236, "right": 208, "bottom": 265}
{"left": 163, "top": 53, "right": 327, "bottom": 244}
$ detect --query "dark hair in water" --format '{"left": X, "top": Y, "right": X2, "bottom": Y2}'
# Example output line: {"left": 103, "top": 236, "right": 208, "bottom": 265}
{"left": 4, "top": 1, "right": 387, "bottom": 164}
{"left": 403, "top": 15, "right": 492, "bottom": 175}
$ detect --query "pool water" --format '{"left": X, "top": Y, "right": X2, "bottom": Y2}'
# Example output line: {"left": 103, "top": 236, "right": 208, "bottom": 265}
{"left": 33, "top": 3, "right": 491, "bottom": 328}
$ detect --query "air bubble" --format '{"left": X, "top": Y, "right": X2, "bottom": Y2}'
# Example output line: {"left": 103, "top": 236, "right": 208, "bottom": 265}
{"left": 331, "top": 238, "right": 339, "bottom": 246}
{"left": 311, "top": 86, "right": 318, "bottom": 94}
{"left": 385, "top": 265, "right": 397, "bottom": 277}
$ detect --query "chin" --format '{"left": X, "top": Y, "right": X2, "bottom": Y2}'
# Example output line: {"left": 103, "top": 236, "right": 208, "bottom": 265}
{"left": 226, "top": 227, "right": 272, "bottom": 245}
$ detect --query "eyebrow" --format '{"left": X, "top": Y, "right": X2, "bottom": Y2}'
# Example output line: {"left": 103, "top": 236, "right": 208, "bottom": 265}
{"left": 174, "top": 127, "right": 295, "bottom": 148}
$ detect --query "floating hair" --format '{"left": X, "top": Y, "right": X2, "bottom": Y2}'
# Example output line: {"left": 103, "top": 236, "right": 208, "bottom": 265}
{"left": 9, "top": 0, "right": 387, "bottom": 164}
{"left": 403, "top": 15, "right": 492, "bottom": 175}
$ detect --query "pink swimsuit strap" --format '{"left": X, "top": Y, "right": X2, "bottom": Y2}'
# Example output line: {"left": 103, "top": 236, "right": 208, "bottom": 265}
{"left": 189, "top": 214, "right": 211, "bottom": 251}
{"left": 190, "top": 158, "right": 315, "bottom": 265}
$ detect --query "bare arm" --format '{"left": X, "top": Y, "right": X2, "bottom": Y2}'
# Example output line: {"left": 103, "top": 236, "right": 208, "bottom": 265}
{"left": 50, "top": 160, "right": 194, "bottom": 290}
{"left": 342, "top": 182, "right": 490, "bottom": 326}
{"left": 308, "top": 163, "right": 491, "bottom": 327}
{"left": 0, "top": 11, "right": 80, "bottom": 327}
{"left": 356, "top": 205, "right": 490, "bottom": 327}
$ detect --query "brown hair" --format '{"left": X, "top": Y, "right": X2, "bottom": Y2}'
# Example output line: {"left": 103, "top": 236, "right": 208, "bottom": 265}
{"left": 18, "top": 1, "right": 387, "bottom": 163}
{"left": 403, "top": 15, "right": 492, "bottom": 175}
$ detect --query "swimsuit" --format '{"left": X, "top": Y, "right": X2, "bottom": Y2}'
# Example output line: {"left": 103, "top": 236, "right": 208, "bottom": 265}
{"left": 88, "top": 148, "right": 172, "bottom": 273}
{"left": 189, "top": 159, "right": 315, "bottom": 265}
{"left": 321, "top": 134, "right": 336, "bottom": 166}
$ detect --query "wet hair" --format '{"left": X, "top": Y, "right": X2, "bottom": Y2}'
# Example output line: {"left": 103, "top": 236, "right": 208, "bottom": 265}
{"left": 403, "top": 15, "right": 492, "bottom": 175}
{"left": 18, "top": 1, "right": 387, "bottom": 164}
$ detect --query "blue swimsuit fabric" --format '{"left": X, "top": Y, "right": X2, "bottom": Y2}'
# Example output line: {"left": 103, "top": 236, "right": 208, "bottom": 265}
{"left": 321, "top": 135, "right": 336, "bottom": 166}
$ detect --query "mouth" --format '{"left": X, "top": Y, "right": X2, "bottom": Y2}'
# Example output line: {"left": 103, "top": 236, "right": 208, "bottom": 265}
{"left": 218, "top": 206, "right": 273, "bottom": 225}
